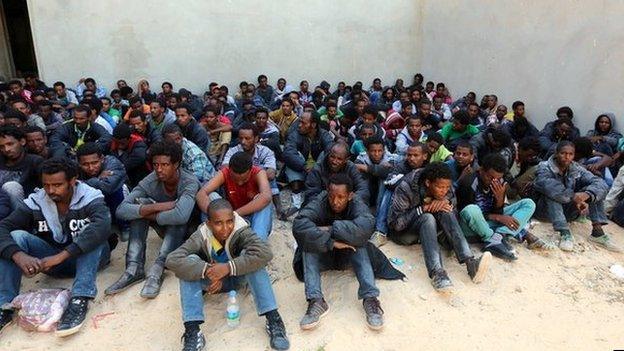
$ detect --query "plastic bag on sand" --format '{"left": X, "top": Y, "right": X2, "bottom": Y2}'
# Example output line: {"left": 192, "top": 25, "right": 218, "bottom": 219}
{"left": 9, "top": 288, "right": 71, "bottom": 332}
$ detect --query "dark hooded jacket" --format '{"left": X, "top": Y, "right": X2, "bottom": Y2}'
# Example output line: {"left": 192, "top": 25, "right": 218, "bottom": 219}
{"left": 586, "top": 113, "right": 622, "bottom": 154}
{"left": 304, "top": 157, "right": 369, "bottom": 205}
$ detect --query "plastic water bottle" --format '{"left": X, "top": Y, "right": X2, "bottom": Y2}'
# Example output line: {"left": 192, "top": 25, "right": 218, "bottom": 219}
{"left": 226, "top": 290, "right": 240, "bottom": 327}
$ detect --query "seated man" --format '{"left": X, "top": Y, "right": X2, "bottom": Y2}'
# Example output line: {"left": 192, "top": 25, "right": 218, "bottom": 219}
{"left": 507, "top": 136, "right": 542, "bottom": 201}
{"left": 175, "top": 103, "right": 210, "bottom": 153}
{"left": 574, "top": 137, "right": 614, "bottom": 186}
{"left": 538, "top": 117, "right": 576, "bottom": 158}
{"left": 305, "top": 142, "right": 369, "bottom": 206}
{"left": 147, "top": 98, "right": 175, "bottom": 135}
{"left": 438, "top": 110, "right": 480, "bottom": 151}
{"left": 0, "top": 158, "right": 111, "bottom": 336}
{"left": 457, "top": 154, "right": 550, "bottom": 261}
{"left": 387, "top": 162, "right": 491, "bottom": 291}
{"left": 166, "top": 199, "right": 289, "bottom": 351}
{"left": 350, "top": 123, "right": 376, "bottom": 156}
{"left": 395, "top": 112, "right": 429, "bottom": 157}
{"left": 25, "top": 126, "right": 56, "bottom": 159}
{"left": 534, "top": 141, "right": 619, "bottom": 252}
{"left": 201, "top": 106, "right": 232, "bottom": 165}
{"left": 282, "top": 111, "right": 334, "bottom": 217}
{"left": 426, "top": 132, "right": 453, "bottom": 162}
{"left": 355, "top": 136, "right": 398, "bottom": 209}
{"left": 106, "top": 140, "right": 200, "bottom": 298}
{"left": 470, "top": 127, "right": 515, "bottom": 169}
{"left": 127, "top": 109, "right": 162, "bottom": 147}
{"left": 445, "top": 141, "right": 478, "bottom": 188}
{"left": 49, "top": 105, "right": 112, "bottom": 158}
{"left": 371, "top": 142, "right": 429, "bottom": 247}
{"left": 0, "top": 125, "right": 43, "bottom": 209}
{"left": 110, "top": 123, "right": 148, "bottom": 188}
{"left": 162, "top": 124, "right": 215, "bottom": 184}
{"left": 269, "top": 98, "right": 298, "bottom": 142}
{"left": 197, "top": 152, "right": 273, "bottom": 240}
{"left": 254, "top": 107, "right": 281, "bottom": 159}
{"left": 77, "top": 142, "right": 127, "bottom": 238}
{"left": 292, "top": 174, "right": 384, "bottom": 330}
{"left": 222, "top": 123, "right": 282, "bottom": 216}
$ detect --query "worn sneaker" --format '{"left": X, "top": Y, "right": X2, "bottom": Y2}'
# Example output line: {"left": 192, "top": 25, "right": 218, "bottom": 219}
{"left": 483, "top": 242, "right": 518, "bottom": 261}
{"left": 466, "top": 252, "right": 491, "bottom": 284}
{"left": 362, "top": 297, "right": 384, "bottom": 330}
{"left": 299, "top": 298, "right": 330, "bottom": 330}
{"left": 588, "top": 234, "right": 622, "bottom": 252}
{"left": 266, "top": 313, "right": 290, "bottom": 350}
{"left": 369, "top": 231, "right": 389, "bottom": 248}
{"left": 56, "top": 297, "right": 89, "bottom": 337}
{"left": 558, "top": 230, "right": 574, "bottom": 252}
{"left": 181, "top": 328, "right": 206, "bottom": 351}
{"left": 431, "top": 269, "right": 453, "bottom": 292}
{"left": 0, "top": 309, "right": 14, "bottom": 335}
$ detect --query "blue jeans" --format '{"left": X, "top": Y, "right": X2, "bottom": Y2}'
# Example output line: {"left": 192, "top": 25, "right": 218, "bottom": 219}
{"left": 536, "top": 196, "right": 609, "bottom": 232}
{"left": 245, "top": 203, "right": 273, "bottom": 241}
{"left": 459, "top": 199, "right": 536, "bottom": 241}
{"left": 302, "top": 247, "right": 379, "bottom": 300}
{"left": 390, "top": 212, "right": 473, "bottom": 277}
{"left": 179, "top": 256, "right": 278, "bottom": 322}
{"left": 284, "top": 152, "right": 307, "bottom": 183}
{"left": 126, "top": 219, "right": 188, "bottom": 274}
{"left": 375, "top": 189, "right": 393, "bottom": 234}
{"left": 0, "top": 230, "right": 110, "bottom": 305}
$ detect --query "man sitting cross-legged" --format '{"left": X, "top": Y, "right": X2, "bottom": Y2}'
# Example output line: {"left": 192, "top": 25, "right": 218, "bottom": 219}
{"left": 0, "top": 158, "right": 112, "bottom": 337}
{"left": 388, "top": 162, "right": 491, "bottom": 291}
{"left": 292, "top": 174, "right": 384, "bottom": 331}
{"left": 166, "top": 199, "right": 290, "bottom": 351}
{"left": 106, "top": 140, "right": 200, "bottom": 298}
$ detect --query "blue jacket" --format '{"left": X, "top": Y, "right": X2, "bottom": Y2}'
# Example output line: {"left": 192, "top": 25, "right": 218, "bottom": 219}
{"left": 176, "top": 119, "right": 210, "bottom": 154}
{"left": 533, "top": 155, "right": 608, "bottom": 204}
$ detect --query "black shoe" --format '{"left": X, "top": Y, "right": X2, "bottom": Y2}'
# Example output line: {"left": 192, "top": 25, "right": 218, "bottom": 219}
{"left": 431, "top": 269, "right": 453, "bottom": 292}
{"left": 181, "top": 328, "right": 206, "bottom": 351}
{"left": 266, "top": 313, "right": 290, "bottom": 350}
{"left": 466, "top": 252, "right": 492, "bottom": 283}
{"left": 299, "top": 298, "right": 330, "bottom": 330}
{"left": 362, "top": 297, "right": 384, "bottom": 330}
{"left": 56, "top": 297, "right": 89, "bottom": 337}
{"left": 0, "top": 309, "right": 14, "bottom": 335}
{"left": 483, "top": 242, "right": 517, "bottom": 261}
{"left": 105, "top": 271, "right": 146, "bottom": 295}
{"left": 501, "top": 236, "right": 515, "bottom": 252}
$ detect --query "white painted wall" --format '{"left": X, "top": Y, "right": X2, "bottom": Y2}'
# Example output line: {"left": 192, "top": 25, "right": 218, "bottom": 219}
{"left": 419, "top": 0, "right": 624, "bottom": 132}
{"left": 27, "top": 0, "right": 421, "bottom": 96}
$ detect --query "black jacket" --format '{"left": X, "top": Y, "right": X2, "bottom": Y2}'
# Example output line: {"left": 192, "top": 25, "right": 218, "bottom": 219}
{"left": 0, "top": 182, "right": 111, "bottom": 259}
{"left": 304, "top": 157, "right": 369, "bottom": 205}
{"left": 293, "top": 191, "right": 374, "bottom": 253}
{"left": 283, "top": 127, "right": 334, "bottom": 173}
{"left": 49, "top": 121, "right": 112, "bottom": 157}
{"left": 176, "top": 119, "right": 209, "bottom": 153}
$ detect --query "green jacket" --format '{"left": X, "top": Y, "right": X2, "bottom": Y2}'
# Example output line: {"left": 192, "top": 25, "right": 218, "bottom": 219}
{"left": 165, "top": 213, "right": 273, "bottom": 281}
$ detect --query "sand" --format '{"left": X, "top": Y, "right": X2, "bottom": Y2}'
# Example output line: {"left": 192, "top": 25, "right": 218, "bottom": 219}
{"left": 3, "top": 216, "right": 624, "bottom": 351}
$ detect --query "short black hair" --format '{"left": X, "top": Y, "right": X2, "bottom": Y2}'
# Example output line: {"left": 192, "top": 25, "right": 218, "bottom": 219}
{"left": 53, "top": 81, "right": 66, "bottom": 88}
{"left": 239, "top": 122, "right": 258, "bottom": 137}
{"left": 512, "top": 100, "right": 525, "bottom": 110}
{"left": 82, "top": 97, "right": 102, "bottom": 114}
{"left": 556, "top": 106, "right": 574, "bottom": 118}
{"left": 556, "top": 140, "right": 575, "bottom": 153}
{"left": 427, "top": 132, "right": 444, "bottom": 145}
{"left": 24, "top": 125, "right": 45, "bottom": 138}
{"left": 162, "top": 82, "right": 173, "bottom": 89}
{"left": 149, "top": 140, "right": 182, "bottom": 165}
{"left": 480, "top": 153, "right": 508, "bottom": 173}
{"left": 409, "top": 141, "right": 429, "bottom": 154}
{"left": 362, "top": 105, "right": 377, "bottom": 117}
{"left": 129, "top": 96, "right": 142, "bottom": 105}
{"left": 207, "top": 198, "right": 234, "bottom": 218}
{"left": 257, "top": 74, "right": 267, "bottom": 82}
{"left": 453, "top": 110, "right": 471, "bottom": 125}
{"left": 0, "top": 125, "right": 25, "bottom": 140}
{"left": 162, "top": 123, "right": 183, "bottom": 137}
{"left": 40, "top": 157, "right": 78, "bottom": 180}
{"left": 554, "top": 117, "right": 574, "bottom": 128}
{"left": 150, "top": 97, "right": 167, "bottom": 108}
{"left": 175, "top": 103, "right": 193, "bottom": 115}
{"left": 573, "top": 137, "right": 594, "bottom": 159}
{"left": 229, "top": 151, "right": 253, "bottom": 174}
{"left": 8, "top": 79, "right": 22, "bottom": 87}
{"left": 4, "top": 108, "right": 27, "bottom": 122}
{"left": 489, "top": 128, "right": 512, "bottom": 148}
{"left": 517, "top": 136, "right": 541, "bottom": 154}
{"left": 328, "top": 173, "right": 353, "bottom": 192}
{"left": 421, "top": 162, "right": 452, "bottom": 183}
{"left": 455, "top": 140, "right": 474, "bottom": 154}
{"left": 255, "top": 107, "right": 269, "bottom": 117}
{"left": 73, "top": 105, "right": 91, "bottom": 118}
{"left": 113, "top": 122, "right": 132, "bottom": 139}
{"left": 128, "top": 109, "right": 146, "bottom": 121}
{"left": 76, "top": 142, "right": 102, "bottom": 158}
{"left": 119, "top": 86, "right": 134, "bottom": 97}
{"left": 84, "top": 78, "right": 96, "bottom": 85}
{"left": 364, "top": 136, "right": 384, "bottom": 150}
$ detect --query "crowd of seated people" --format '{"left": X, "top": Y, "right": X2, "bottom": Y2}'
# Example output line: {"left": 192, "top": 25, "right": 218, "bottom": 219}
{"left": 0, "top": 73, "right": 623, "bottom": 351}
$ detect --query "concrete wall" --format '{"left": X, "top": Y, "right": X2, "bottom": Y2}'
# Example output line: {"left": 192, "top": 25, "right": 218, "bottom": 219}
{"left": 27, "top": 0, "right": 421, "bottom": 96}
{"left": 419, "top": 0, "right": 624, "bottom": 132}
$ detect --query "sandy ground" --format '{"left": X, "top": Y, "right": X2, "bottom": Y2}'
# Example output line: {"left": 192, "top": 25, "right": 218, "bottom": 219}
{"left": 3, "top": 212, "right": 624, "bottom": 351}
